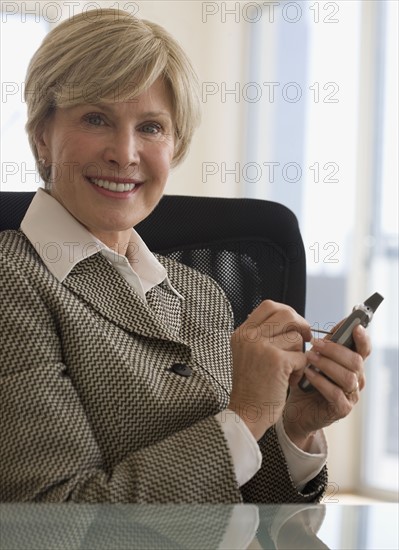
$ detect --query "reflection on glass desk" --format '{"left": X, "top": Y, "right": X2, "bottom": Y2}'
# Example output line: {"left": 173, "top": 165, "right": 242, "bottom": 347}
{"left": 0, "top": 503, "right": 398, "bottom": 549}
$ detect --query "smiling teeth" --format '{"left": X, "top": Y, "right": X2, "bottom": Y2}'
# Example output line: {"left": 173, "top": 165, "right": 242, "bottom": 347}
{"left": 89, "top": 178, "right": 135, "bottom": 192}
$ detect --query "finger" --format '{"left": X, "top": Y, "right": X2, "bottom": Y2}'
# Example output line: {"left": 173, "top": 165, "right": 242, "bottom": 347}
{"left": 306, "top": 350, "right": 361, "bottom": 394}
{"left": 246, "top": 299, "right": 291, "bottom": 324}
{"left": 309, "top": 337, "right": 366, "bottom": 393}
{"left": 286, "top": 349, "right": 310, "bottom": 373}
{"left": 311, "top": 339, "right": 364, "bottom": 382}
{"left": 271, "top": 331, "right": 305, "bottom": 352}
{"left": 245, "top": 300, "right": 312, "bottom": 341}
{"left": 302, "top": 366, "right": 356, "bottom": 412}
{"left": 352, "top": 325, "right": 372, "bottom": 359}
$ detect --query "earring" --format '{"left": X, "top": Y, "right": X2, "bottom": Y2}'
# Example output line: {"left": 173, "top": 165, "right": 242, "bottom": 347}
{"left": 38, "top": 157, "right": 47, "bottom": 166}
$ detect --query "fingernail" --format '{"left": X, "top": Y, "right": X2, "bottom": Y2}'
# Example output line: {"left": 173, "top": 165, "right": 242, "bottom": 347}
{"left": 313, "top": 339, "right": 325, "bottom": 349}
{"left": 307, "top": 350, "right": 319, "bottom": 363}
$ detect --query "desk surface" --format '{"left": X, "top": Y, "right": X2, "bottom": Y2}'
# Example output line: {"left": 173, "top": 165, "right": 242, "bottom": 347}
{"left": 0, "top": 503, "right": 398, "bottom": 550}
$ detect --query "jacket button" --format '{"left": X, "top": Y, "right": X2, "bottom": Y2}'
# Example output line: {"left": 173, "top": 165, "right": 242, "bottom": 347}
{"left": 169, "top": 363, "right": 193, "bottom": 377}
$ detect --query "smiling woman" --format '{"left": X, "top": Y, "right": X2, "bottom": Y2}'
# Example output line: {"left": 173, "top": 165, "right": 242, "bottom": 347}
{"left": 36, "top": 79, "right": 175, "bottom": 250}
{"left": 0, "top": 8, "right": 372, "bottom": 506}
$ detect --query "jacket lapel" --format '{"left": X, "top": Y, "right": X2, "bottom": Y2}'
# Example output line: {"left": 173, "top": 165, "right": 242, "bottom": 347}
{"left": 145, "top": 283, "right": 182, "bottom": 335}
{"left": 63, "top": 252, "right": 182, "bottom": 342}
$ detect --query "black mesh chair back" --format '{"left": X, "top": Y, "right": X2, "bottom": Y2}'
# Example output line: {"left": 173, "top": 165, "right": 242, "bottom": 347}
{"left": 0, "top": 192, "right": 306, "bottom": 326}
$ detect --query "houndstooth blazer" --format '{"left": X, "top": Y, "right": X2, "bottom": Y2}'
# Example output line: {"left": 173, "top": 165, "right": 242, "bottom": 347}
{"left": 0, "top": 229, "right": 327, "bottom": 503}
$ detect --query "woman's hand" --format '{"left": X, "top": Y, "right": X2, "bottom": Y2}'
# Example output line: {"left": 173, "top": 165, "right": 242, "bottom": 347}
{"left": 228, "top": 300, "right": 312, "bottom": 441}
{"left": 283, "top": 324, "right": 371, "bottom": 450}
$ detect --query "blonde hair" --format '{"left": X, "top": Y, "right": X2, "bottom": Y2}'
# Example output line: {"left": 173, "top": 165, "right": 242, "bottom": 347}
{"left": 25, "top": 8, "right": 201, "bottom": 184}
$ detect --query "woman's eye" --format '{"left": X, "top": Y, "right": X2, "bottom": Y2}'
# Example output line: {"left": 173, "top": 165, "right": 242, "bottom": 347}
{"left": 140, "top": 122, "right": 162, "bottom": 135}
{"left": 84, "top": 113, "right": 105, "bottom": 126}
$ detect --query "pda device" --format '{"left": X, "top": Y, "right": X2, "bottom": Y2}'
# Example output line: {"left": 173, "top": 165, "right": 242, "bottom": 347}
{"left": 299, "top": 292, "right": 384, "bottom": 392}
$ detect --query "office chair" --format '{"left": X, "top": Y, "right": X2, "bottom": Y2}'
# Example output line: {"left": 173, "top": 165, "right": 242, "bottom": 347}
{"left": 0, "top": 192, "right": 306, "bottom": 326}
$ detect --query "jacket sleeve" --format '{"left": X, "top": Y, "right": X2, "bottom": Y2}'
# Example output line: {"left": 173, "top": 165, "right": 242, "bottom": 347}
{"left": 240, "top": 427, "right": 328, "bottom": 503}
{"left": 0, "top": 251, "right": 241, "bottom": 503}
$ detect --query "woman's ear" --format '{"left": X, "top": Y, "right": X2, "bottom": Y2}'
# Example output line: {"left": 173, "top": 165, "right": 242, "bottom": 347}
{"left": 34, "top": 121, "right": 52, "bottom": 162}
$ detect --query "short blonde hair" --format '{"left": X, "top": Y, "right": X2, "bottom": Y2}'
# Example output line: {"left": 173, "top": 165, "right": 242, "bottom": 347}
{"left": 25, "top": 8, "right": 201, "bottom": 184}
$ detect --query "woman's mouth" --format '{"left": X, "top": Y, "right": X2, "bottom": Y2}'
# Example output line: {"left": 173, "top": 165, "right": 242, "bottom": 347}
{"left": 86, "top": 177, "right": 137, "bottom": 193}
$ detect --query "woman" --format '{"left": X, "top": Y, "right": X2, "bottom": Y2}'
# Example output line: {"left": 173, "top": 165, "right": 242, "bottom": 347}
{"left": 0, "top": 9, "right": 370, "bottom": 503}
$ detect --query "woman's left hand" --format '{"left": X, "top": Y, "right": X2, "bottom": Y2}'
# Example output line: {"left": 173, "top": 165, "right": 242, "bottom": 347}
{"left": 283, "top": 324, "right": 371, "bottom": 450}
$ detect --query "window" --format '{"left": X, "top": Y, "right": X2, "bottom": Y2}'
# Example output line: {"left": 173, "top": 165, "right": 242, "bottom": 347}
{"left": 245, "top": 0, "right": 361, "bottom": 327}
{"left": 1, "top": 10, "right": 49, "bottom": 191}
{"left": 247, "top": 0, "right": 398, "bottom": 498}
{"left": 362, "top": 0, "right": 398, "bottom": 497}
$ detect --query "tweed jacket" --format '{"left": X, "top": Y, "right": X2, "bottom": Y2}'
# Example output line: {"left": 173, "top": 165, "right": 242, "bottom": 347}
{"left": 0, "top": 229, "right": 327, "bottom": 503}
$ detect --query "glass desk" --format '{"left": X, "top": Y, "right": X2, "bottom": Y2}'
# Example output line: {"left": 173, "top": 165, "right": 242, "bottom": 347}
{"left": 0, "top": 503, "right": 398, "bottom": 549}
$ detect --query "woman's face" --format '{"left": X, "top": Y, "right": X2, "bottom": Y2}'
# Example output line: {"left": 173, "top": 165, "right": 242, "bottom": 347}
{"left": 37, "top": 78, "right": 175, "bottom": 249}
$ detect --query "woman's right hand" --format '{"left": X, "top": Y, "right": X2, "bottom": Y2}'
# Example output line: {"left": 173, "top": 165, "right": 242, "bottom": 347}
{"left": 228, "top": 300, "right": 312, "bottom": 441}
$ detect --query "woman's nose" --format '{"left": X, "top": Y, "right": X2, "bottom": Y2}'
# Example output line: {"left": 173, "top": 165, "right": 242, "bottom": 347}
{"left": 103, "top": 129, "right": 140, "bottom": 170}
